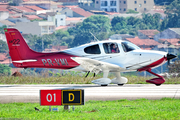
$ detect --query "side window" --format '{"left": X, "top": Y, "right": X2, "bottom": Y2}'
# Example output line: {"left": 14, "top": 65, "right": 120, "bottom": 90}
{"left": 84, "top": 44, "right": 101, "bottom": 54}
{"left": 121, "top": 42, "right": 140, "bottom": 52}
{"left": 103, "top": 43, "right": 120, "bottom": 54}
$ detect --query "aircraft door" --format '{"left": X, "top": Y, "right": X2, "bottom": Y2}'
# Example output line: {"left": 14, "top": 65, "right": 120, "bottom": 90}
{"left": 102, "top": 42, "right": 122, "bottom": 63}
{"left": 121, "top": 42, "right": 141, "bottom": 69}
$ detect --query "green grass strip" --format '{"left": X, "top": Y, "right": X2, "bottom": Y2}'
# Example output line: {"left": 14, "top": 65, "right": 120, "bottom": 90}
{"left": 0, "top": 98, "right": 180, "bottom": 120}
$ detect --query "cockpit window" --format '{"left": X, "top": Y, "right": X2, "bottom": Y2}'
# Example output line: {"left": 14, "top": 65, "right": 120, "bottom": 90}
{"left": 84, "top": 44, "right": 101, "bottom": 54}
{"left": 103, "top": 43, "right": 120, "bottom": 54}
{"left": 121, "top": 41, "right": 140, "bottom": 52}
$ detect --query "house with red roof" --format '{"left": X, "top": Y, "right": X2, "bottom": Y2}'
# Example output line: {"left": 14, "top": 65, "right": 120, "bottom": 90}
{"left": 0, "top": 53, "right": 11, "bottom": 65}
{"left": 20, "top": 1, "right": 59, "bottom": 10}
{"left": 23, "top": 15, "right": 43, "bottom": 20}
{"left": 138, "top": 30, "right": 160, "bottom": 39}
{"left": 158, "top": 39, "right": 180, "bottom": 47}
{"left": 0, "top": 2, "right": 9, "bottom": 8}
{"left": 61, "top": 6, "right": 93, "bottom": 17}
{"left": 24, "top": 5, "right": 45, "bottom": 11}
{"left": 0, "top": 20, "right": 15, "bottom": 27}
{"left": 8, "top": 10, "right": 22, "bottom": 18}
{"left": 126, "top": 36, "right": 160, "bottom": 49}
{"left": 8, "top": 6, "right": 36, "bottom": 14}
{"left": 66, "top": 17, "right": 84, "bottom": 25}
{"left": 24, "top": 5, "right": 48, "bottom": 15}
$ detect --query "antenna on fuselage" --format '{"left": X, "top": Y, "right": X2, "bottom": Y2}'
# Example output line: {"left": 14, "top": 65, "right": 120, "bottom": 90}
{"left": 89, "top": 31, "right": 99, "bottom": 41}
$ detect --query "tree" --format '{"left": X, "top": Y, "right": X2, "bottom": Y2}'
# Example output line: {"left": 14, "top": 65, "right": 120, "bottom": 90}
{"left": 113, "top": 22, "right": 127, "bottom": 31}
{"left": 136, "top": 23, "right": 149, "bottom": 30}
{"left": 111, "top": 16, "right": 127, "bottom": 28}
{"left": 127, "top": 17, "right": 142, "bottom": 26}
{"left": 0, "top": 25, "right": 7, "bottom": 34}
{"left": 70, "top": 31, "right": 92, "bottom": 47}
{"left": 142, "top": 13, "right": 154, "bottom": 26}
{"left": 83, "top": 15, "right": 111, "bottom": 33}
{"left": 0, "top": 64, "right": 11, "bottom": 76}
{"left": 164, "top": 0, "right": 180, "bottom": 28}
{"left": 70, "top": 15, "right": 111, "bottom": 47}
{"left": 154, "top": 0, "right": 175, "bottom": 5}
{"left": 0, "top": 40, "right": 8, "bottom": 53}
{"left": 42, "top": 34, "right": 56, "bottom": 49}
{"left": 160, "top": 18, "right": 169, "bottom": 31}
{"left": 153, "top": 13, "right": 162, "bottom": 30}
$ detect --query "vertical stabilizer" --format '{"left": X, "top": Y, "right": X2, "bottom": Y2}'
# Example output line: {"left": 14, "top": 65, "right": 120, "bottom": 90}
{"left": 4, "top": 28, "right": 42, "bottom": 61}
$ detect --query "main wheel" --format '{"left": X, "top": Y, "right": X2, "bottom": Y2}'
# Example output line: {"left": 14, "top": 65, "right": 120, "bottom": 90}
{"left": 118, "top": 84, "right": 124, "bottom": 86}
{"left": 101, "top": 84, "right": 108, "bottom": 86}
{"left": 155, "top": 84, "right": 161, "bottom": 86}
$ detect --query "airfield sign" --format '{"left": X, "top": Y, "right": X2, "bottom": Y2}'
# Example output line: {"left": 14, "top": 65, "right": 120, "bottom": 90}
{"left": 62, "top": 89, "right": 84, "bottom": 105}
{"left": 40, "top": 89, "right": 84, "bottom": 106}
{"left": 40, "top": 90, "right": 62, "bottom": 106}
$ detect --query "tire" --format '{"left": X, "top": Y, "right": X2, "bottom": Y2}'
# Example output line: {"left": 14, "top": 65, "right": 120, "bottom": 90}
{"left": 118, "top": 84, "right": 124, "bottom": 86}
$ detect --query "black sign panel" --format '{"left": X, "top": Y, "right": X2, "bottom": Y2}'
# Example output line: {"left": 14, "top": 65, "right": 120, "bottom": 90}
{"left": 62, "top": 89, "right": 84, "bottom": 105}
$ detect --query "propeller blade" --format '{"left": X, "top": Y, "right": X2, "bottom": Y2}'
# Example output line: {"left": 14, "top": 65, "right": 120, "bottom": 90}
{"left": 168, "top": 60, "right": 170, "bottom": 65}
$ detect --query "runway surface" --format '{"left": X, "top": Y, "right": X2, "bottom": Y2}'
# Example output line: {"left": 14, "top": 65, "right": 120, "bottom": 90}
{"left": 0, "top": 84, "right": 180, "bottom": 103}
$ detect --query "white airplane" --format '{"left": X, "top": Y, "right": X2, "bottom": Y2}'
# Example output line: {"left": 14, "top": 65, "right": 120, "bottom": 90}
{"left": 5, "top": 28, "right": 176, "bottom": 86}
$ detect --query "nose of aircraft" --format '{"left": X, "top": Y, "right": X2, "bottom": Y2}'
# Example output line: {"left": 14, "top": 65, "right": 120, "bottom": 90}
{"left": 167, "top": 53, "right": 177, "bottom": 60}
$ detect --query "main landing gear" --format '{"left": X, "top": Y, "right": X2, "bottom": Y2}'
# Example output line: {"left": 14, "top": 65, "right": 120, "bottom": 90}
{"left": 146, "top": 69, "right": 165, "bottom": 86}
{"left": 91, "top": 70, "right": 128, "bottom": 86}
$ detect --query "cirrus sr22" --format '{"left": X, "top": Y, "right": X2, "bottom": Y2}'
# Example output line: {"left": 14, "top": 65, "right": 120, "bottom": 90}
{"left": 4, "top": 28, "right": 176, "bottom": 86}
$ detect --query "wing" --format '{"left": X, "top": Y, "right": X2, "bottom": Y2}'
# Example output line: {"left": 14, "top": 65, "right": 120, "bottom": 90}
{"left": 71, "top": 57, "right": 125, "bottom": 74}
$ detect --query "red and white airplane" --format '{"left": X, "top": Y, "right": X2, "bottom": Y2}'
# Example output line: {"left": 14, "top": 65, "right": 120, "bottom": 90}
{"left": 4, "top": 28, "right": 176, "bottom": 86}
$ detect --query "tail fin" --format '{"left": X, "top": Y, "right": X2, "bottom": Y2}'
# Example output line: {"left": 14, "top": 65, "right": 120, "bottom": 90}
{"left": 4, "top": 28, "right": 42, "bottom": 61}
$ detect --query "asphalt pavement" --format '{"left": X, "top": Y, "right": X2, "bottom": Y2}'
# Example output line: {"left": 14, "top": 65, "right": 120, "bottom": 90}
{"left": 0, "top": 84, "right": 179, "bottom": 103}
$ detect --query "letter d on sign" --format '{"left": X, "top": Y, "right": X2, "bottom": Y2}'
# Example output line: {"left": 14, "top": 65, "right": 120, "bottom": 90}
{"left": 69, "top": 93, "right": 74, "bottom": 102}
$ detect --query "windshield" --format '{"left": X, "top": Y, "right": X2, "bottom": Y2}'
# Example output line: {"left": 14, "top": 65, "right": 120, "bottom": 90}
{"left": 121, "top": 41, "right": 141, "bottom": 52}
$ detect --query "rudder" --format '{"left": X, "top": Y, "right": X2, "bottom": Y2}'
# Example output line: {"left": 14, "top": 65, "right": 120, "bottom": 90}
{"left": 4, "top": 28, "right": 41, "bottom": 61}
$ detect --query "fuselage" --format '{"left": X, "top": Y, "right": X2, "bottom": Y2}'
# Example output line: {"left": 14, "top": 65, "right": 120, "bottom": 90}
{"left": 64, "top": 40, "right": 168, "bottom": 72}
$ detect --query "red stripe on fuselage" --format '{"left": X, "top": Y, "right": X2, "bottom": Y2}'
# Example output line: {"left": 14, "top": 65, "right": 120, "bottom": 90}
{"left": 13, "top": 52, "right": 80, "bottom": 69}
{"left": 138, "top": 57, "right": 167, "bottom": 72}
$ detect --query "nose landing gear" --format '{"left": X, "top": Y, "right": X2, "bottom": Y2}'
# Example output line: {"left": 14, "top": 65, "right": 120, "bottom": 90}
{"left": 146, "top": 69, "right": 165, "bottom": 86}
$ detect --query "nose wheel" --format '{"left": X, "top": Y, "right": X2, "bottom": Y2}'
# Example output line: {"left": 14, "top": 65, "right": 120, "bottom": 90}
{"left": 146, "top": 69, "right": 165, "bottom": 85}
{"left": 118, "top": 84, "right": 124, "bottom": 86}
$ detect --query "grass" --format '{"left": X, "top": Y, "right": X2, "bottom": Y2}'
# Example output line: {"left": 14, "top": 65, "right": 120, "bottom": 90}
{"left": 0, "top": 98, "right": 179, "bottom": 119}
{"left": 0, "top": 74, "right": 180, "bottom": 84}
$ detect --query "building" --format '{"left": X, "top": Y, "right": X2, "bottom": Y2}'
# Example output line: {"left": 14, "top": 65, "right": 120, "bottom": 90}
{"left": 126, "top": 36, "right": 160, "bottom": 49}
{"left": 138, "top": 30, "right": 159, "bottom": 39}
{"left": 20, "top": 1, "right": 59, "bottom": 10}
{"left": 60, "top": 6, "right": 93, "bottom": 17}
{"left": 154, "top": 28, "right": 180, "bottom": 41}
{"left": 8, "top": 6, "right": 36, "bottom": 15}
{"left": 0, "top": 53, "right": 11, "bottom": 65}
{"left": 95, "top": 0, "right": 154, "bottom": 13}
{"left": 110, "top": 34, "right": 134, "bottom": 40}
{"left": 15, "top": 21, "right": 55, "bottom": 35}
{"left": 23, "top": 15, "right": 43, "bottom": 20}
{"left": 24, "top": 5, "right": 48, "bottom": 15}
{"left": 0, "top": 20, "right": 15, "bottom": 27}
{"left": 0, "top": 7, "right": 9, "bottom": 20}
{"left": 47, "top": 13, "right": 66, "bottom": 27}
{"left": 66, "top": 17, "right": 84, "bottom": 25}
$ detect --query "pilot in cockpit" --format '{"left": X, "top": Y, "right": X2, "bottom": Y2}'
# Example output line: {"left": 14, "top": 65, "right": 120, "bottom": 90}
{"left": 111, "top": 44, "right": 119, "bottom": 53}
